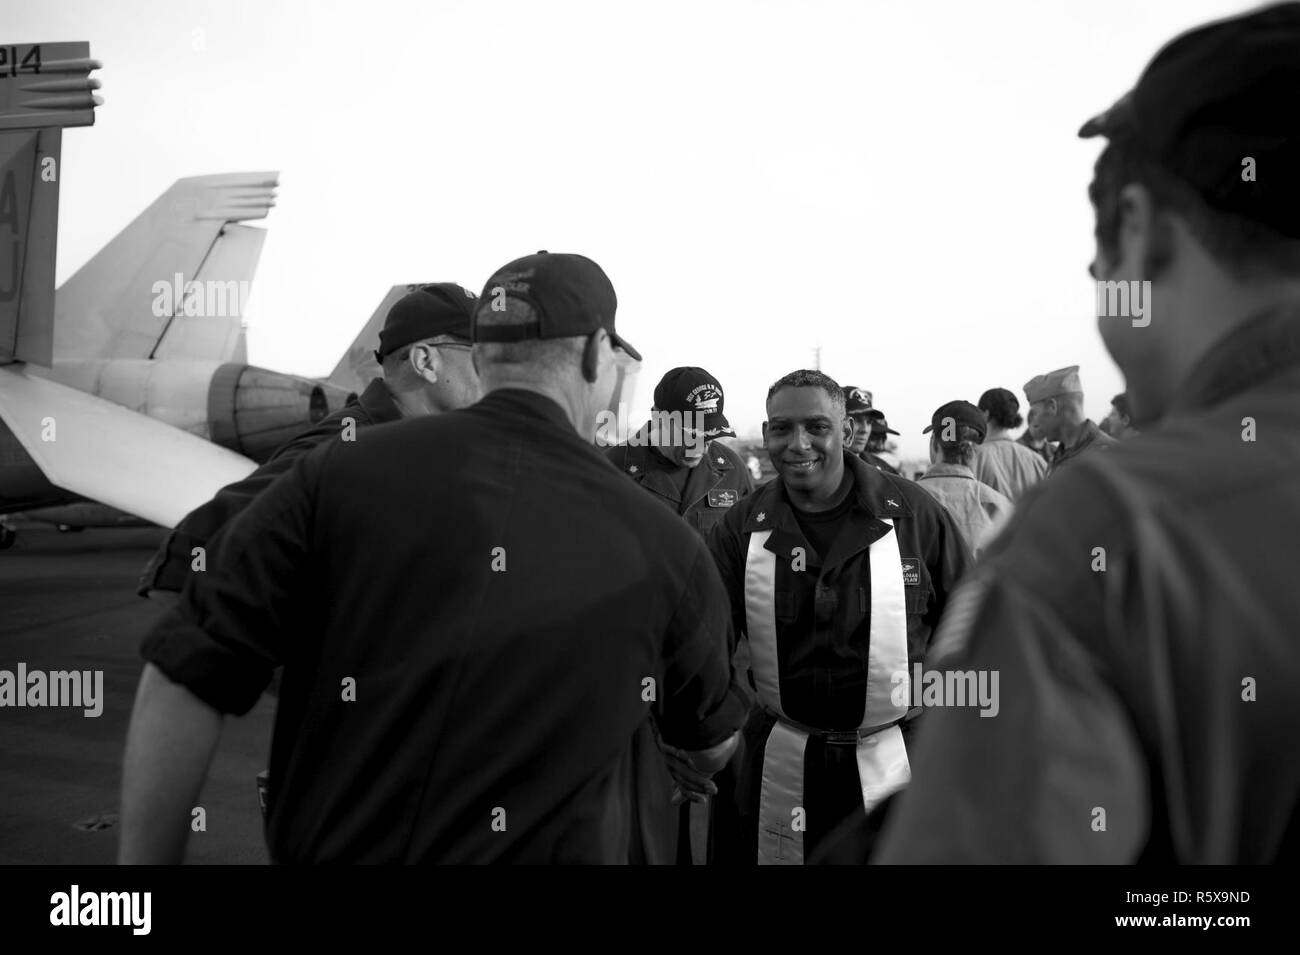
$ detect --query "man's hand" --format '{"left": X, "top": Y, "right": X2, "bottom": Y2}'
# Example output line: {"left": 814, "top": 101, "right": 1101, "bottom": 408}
{"left": 661, "top": 732, "right": 740, "bottom": 806}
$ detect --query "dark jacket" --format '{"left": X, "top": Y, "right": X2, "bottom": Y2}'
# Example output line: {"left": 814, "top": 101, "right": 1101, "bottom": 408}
{"left": 1048, "top": 418, "right": 1116, "bottom": 473}
{"left": 861, "top": 450, "right": 903, "bottom": 477}
{"left": 137, "top": 378, "right": 402, "bottom": 596}
{"left": 140, "top": 388, "right": 749, "bottom": 863}
{"left": 604, "top": 437, "right": 754, "bottom": 537}
{"left": 875, "top": 306, "right": 1300, "bottom": 864}
{"left": 604, "top": 434, "right": 755, "bottom": 864}
{"left": 708, "top": 451, "right": 971, "bottom": 731}
{"left": 705, "top": 451, "right": 971, "bottom": 863}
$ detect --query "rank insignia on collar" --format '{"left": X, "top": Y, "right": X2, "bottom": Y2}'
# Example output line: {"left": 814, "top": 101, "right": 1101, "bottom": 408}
{"left": 757, "top": 512, "right": 766, "bottom": 523}
{"left": 629, "top": 465, "right": 638, "bottom": 473}
{"left": 887, "top": 498, "right": 900, "bottom": 508}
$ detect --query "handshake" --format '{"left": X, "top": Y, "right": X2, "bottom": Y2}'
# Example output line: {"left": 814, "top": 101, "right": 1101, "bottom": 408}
{"left": 661, "top": 732, "right": 741, "bottom": 806}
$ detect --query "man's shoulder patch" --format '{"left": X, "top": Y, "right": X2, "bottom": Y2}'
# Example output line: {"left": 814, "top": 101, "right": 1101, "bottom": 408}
{"left": 707, "top": 488, "right": 738, "bottom": 508}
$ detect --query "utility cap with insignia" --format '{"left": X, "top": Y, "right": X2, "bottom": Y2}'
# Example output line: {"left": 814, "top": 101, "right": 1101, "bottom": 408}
{"left": 866, "top": 408, "right": 899, "bottom": 436}
{"left": 1079, "top": 2, "right": 1300, "bottom": 239}
{"left": 845, "top": 386, "right": 874, "bottom": 415}
{"left": 374, "top": 283, "right": 477, "bottom": 363}
{"left": 1024, "top": 365, "right": 1082, "bottom": 404}
{"left": 923, "top": 399, "right": 987, "bottom": 442}
{"left": 474, "top": 251, "right": 641, "bottom": 361}
{"left": 653, "top": 366, "right": 735, "bottom": 438}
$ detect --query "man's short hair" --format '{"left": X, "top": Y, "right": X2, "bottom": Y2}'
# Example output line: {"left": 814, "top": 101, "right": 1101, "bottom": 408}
{"left": 765, "top": 369, "right": 846, "bottom": 418}
{"left": 978, "top": 387, "right": 1023, "bottom": 430}
{"left": 1090, "top": 132, "right": 1300, "bottom": 279}
{"left": 474, "top": 299, "right": 585, "bottom": 372}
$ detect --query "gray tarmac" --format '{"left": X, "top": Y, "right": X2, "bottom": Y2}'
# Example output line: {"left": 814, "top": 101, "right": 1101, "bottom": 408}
{"left": 0, "top": 525, "right": 273, "bottom": 864}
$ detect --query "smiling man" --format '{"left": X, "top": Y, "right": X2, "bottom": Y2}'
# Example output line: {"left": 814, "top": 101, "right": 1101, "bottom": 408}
{"left": 705, "top": 369, "right": 970, "bottom": 864}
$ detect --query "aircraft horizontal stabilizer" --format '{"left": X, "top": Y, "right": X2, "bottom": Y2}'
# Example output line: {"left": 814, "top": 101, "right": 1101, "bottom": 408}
{"left": 0, "top": 364, "right": 256, "bottom": 527}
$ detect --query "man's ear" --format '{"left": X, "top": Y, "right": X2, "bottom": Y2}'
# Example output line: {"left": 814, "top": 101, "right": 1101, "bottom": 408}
{"left": 761, "top": 420, "right": 770, "bottom": 444}
{"left": 580, "top": 329, "right": 606, "bottom": 384}
{"left": 1116, "top": 182, "right": 1165, "bottom": 277}
{"left": 842, "top": 415, "right": 855, "bottom": 444}
{"left": 409, "top": 343, "right": 442, "bottom": 385}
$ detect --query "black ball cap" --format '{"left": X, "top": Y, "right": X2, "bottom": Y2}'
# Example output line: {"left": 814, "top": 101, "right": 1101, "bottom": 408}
{"left": 1079, "top": 2, "right": 1300, "bottom": 238}
{"left": 653, "top": 366, "right": 735, "bottom": 437}
{"left": 923, "top": 400, "right": 986, "bottom": 441}
{"left": 375, "top": 283, "right": 477, "bottom": 361}
{"left": 473, "top": 252, "right": 641, "bottom": 361}
{"left": 844, "top": 386, "right": 874, "bottom": 414}
{"left": 866, "top": 408, "right": 900, "bottom": 436}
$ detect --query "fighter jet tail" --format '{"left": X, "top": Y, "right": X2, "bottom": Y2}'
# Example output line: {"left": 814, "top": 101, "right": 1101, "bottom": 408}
{"left": 0, "top": 41, "right": 100, "bottom": 367}
{"left": 54, "top": 171, "right": 278, "bottom": 363}
{"left": 325, "top": 284, "right": 415, "bottom": 398}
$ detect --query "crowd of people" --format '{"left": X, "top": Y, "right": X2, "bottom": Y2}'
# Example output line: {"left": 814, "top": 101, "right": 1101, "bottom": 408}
{"left": 117, "top": 3, "right": 1299, "bottom": 864}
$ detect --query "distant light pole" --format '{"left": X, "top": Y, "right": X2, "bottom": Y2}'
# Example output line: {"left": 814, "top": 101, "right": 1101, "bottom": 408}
{"left": 813, "top": 345, "right": 821, "bottom": 371}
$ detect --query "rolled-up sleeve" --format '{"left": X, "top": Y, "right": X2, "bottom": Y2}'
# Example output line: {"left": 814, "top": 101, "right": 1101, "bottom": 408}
{"left": 140, "top": 445, "right": 327, "bottom": 715}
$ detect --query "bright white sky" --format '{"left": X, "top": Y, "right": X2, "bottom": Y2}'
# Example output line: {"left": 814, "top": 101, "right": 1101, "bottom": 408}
{"left": 19, "top": 0, "right": 1250, "bottom": 456}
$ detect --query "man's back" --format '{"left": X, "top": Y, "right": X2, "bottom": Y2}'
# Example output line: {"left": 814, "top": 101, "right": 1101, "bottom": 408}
{"left": 144, "top": 388, "right": 744, "bottom": 863}
{"left": 877, "top": 320, "right": 1300, "bottom": 862}
{"left": 971, "top": 434, "right": 1047, "bottom": 502}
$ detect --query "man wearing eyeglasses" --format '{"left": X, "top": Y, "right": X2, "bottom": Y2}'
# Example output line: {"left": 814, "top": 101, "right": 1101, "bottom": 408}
{"left": 137, "top": 283, "right": 482, "bottom": 601}
{"left": 706, "top": 369, "right": 970, "bottom": 864}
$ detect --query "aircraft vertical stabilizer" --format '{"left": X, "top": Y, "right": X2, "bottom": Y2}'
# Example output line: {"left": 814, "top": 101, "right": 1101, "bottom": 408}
{"left": 0, "top": 41, "right": 101, "bottom": 367}
{"left": 54, "top": 171, "right": 277, "bottom": 361}
{"left": 326, "top": 284, "right": 413, "bottom": 397}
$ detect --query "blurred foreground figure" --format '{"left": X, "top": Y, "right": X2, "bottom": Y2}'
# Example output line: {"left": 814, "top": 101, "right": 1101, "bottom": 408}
{"left": 877, "top": 3, "right": 1300, "bottom": 863}
{"left": 120, "top": 252, "right": 746, "bottom": 863}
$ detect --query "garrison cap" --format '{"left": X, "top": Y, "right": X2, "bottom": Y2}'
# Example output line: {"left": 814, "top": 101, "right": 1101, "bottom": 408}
{"left": 1024, "top": 365, "right": 1082, "bottom": 404}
